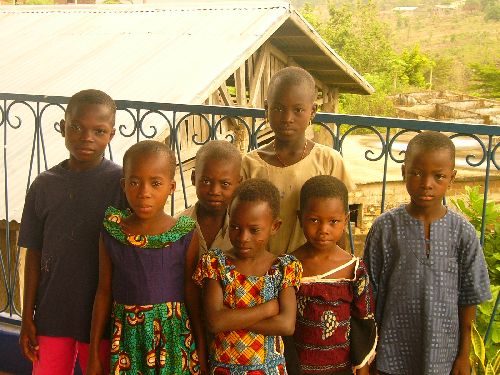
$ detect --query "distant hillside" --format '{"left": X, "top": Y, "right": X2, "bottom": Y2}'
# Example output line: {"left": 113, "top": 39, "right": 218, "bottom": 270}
{"left": 292, "top": 1, "right": 500, "bottom": 92}
{"left": 380, "top": 6, "right": 500, "bottom": 91}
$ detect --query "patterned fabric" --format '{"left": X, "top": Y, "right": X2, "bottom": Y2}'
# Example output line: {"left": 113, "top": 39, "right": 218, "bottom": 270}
{"left": 111, "top": 302, "right": 199, "bottom": 375}
{"left": 294, "top": 258, "right": 376, "bottom": 374}
{"left": 104, "top": 206, "right": 196, "bottom": 248}
{"left": 363, "top": 205, "right": 491, "bottom": 375}
{"left": 193, "top": 248, "right": 302, "bottom": 374}
{"left": 103, "top": 207, "right": 200, "bottom": 374}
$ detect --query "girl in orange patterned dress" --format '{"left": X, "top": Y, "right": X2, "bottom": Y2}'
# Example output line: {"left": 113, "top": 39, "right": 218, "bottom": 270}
{"left": 193, "top": 179, "right": 302, "bottom": 375}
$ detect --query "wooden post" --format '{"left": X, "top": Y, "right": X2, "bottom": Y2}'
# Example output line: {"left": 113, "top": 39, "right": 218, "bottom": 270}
{"left": 249, "top": 44, "right": 269, "bottom": 108}
{"left": 332, "top": 87, "right": 340, "bottom": 113}
{"left": 235, "top": 63, "right": 246, "bottom": 106}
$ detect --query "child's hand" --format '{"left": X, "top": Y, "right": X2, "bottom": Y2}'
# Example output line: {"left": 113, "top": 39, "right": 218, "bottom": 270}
{"left": 263, "top": 299, "right": 280, "bottom": 317}
{"left": 19, "top": 319, "right": 38, "bottom": 362}
{"left": 86, "top": 354, "right": 105, "bottom": 375}
{"left": 451, "top": 354, "right": 470, "bottom": 375}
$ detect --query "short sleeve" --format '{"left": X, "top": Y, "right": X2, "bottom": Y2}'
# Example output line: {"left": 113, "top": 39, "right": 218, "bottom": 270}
{"left": 279, "top": 255, "right": 302, "bottom": 291}
{"left": 192, "top": 250, "right": 223, "bottom": 287}
{"left": 18, "top": 180, "right": 44, "bottom": 250}
{"left": 457, "top": 221, "right": 491, "bottom": 305}
{"left": 352, "top": 260, "right": 376, "bottom": 320}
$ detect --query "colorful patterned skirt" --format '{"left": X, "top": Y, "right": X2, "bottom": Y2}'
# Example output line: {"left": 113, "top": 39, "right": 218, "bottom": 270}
{"left": 110, "top": 301, "right": 199, "bottom": 375}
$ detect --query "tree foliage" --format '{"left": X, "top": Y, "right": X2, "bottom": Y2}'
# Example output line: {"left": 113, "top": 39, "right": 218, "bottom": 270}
{"left": 469, "top": 63, "right": 500, "bottom": 98}
{"left": 300, "top": 1, "right": 435, "bottom": 115}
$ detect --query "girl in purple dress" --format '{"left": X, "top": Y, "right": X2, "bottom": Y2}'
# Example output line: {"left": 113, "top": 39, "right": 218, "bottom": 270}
{"left": 87, "top": 140, "right": 207, "bottom": 375}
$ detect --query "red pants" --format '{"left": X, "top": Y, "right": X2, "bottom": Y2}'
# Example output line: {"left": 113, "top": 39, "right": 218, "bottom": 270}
{"left": 32, "top": 336, "right": 110, "bottom": 375}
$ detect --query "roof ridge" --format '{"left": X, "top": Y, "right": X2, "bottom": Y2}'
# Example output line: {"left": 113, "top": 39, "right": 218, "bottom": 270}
{"left": 0, "top": 3, "right": 290, "bottom": 14}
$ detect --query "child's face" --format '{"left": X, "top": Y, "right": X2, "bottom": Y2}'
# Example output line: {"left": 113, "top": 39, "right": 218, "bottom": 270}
{"left": 402, "top": 148, "right": 456, "bottom": 210}
{"left": 229, "top": 199, "right": 280, "bottom": 258}
{"left": 60, "top": 103, "right": 115, "bottom": 171}
{"left": 299, "top": 197, "right": 348, "bottom": 251}
{"left": 122, "top": 153, "right": 175, "bottom": 220}
{"left": 265, "top": 83, "right": 317, "bottom": 142}
{"left": 192, "top": 158, "right": 241, "bottom": 215}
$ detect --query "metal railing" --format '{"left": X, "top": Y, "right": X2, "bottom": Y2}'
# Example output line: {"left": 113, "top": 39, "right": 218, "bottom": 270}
{"left": 1, "top": 93, "right": 499, "bottom": 343}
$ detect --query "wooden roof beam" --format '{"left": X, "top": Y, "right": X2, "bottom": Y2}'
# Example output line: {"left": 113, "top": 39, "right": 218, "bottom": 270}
{"left": 249, "top": 43, "right": 269, "bottom": 108}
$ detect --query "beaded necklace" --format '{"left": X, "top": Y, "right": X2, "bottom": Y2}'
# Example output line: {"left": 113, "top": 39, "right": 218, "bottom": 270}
{"left": 273, "top": 139, "right": 308, "bottom": 167}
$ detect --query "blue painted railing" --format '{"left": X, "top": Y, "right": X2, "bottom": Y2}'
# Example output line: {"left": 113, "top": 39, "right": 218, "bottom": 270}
{"left": 1, "top": 93, "right": 499, "bottom": 344}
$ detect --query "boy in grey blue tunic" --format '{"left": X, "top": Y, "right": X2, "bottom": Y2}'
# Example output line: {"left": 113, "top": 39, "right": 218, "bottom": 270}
{"left": 363, "top": 131, "right": 491, "bottom": 375}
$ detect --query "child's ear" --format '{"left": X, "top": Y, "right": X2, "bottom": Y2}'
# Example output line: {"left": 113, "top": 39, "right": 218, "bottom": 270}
{"left": 264, "top": 99, "right": 269, "bottom": 120}
{"left": 191, "top": 170, "right": 196, "bottom": 186}
{"left": 109, "top": 127, "right": 115, "bottom": 141}
{"left": 59, "top": 119, "right": 66, "bottom": 137}
{"left": 344, "top": 212, "right": 350, "bottom": 227}
{"left": 401, "top": 164, "right": 406, "bottom": 181}
{"left": 271, "top": 218, "right": 282, "bottom": 235}
{"left": 120, "top": 177, "right": 125, "bottom": 190}
{"left": 169, "top": 179, "right": 177, "bottom": 195}
{"left": 311, "top": 103, "right": 318, "bottom": 118}
{"left": 451, "top": 169, "right": 457, "bottom": 184}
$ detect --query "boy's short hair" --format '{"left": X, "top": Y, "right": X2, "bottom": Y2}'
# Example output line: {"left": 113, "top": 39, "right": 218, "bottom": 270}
{"left": 405, "top": 131, "right": 455, "bottom": 167}
{"left": 231, "top": 179, "right": 280, "bottom": 219}
{"left": 66, "top": 89, "right": 117, "bottom": 120}
{"left": 123, "top": 140, "right": 176, "bottom": 179}
{"left": 195, "top": 140, "right": 242, "bottom": 171}
{"left": 267, "top": 66, "right": 317, "bottom": 102}
{"left": 300, "top": 175, "right": 348, "bottom": 213}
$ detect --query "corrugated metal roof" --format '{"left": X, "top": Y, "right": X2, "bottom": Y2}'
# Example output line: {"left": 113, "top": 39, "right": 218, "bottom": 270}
{"left": 0, "top": 1, "right": 292, "bottom": 102}
{"left": 0, "top": 1, "right": 374, "bottom": 222}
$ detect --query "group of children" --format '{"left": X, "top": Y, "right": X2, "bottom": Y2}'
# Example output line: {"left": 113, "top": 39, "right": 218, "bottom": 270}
{"left": 18, "top": 67, "right": 491, "bottom": 375}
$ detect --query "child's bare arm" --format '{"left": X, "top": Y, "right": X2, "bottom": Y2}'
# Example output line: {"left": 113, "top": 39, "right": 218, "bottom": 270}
{"left": 451, "top": 305, "right": 475, "bottom": 375}
{"left": 247, "top": 286, "right": 297, "bottom": 336}
{"left": 87, "top": 236, "right": 113, "bottom": 375}
{"left": 19, "top": 248, "right": 41, "bottom": 362}
{"left": 184, "top": 232, "right": 208, "bottom": 374}
{"left": 204, "top": 278, "right": 279, "bottom": 334}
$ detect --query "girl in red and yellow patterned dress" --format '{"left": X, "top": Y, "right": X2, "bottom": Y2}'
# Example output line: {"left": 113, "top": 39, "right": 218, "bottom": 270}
{"left": 290, "top": 176, "right": 376, "bottom": 375}
{"left": 193, "top": 179, "right": 302, "bottom": 375}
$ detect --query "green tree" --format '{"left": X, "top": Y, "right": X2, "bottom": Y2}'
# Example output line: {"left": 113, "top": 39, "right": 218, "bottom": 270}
{"left": 469, "top": 63, "right": 500, "bottom": 98}
{"left": 485, "top": 3, "right": 500, "bottom": 20}
{"left": 314, "top": 0, "right": 395, "bottom": 74}
{"left": 396, "top": 45, "right": 434, "bottom": 88}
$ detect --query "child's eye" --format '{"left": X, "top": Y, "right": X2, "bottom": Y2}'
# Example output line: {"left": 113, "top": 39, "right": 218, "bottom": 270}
{"left": 412, "top": 171, "right": 422, "bottom": 177}
{"left": 229, "top": 224, "right": 240, "bottom": 231}
{"left": 129, "top": 180, "right": 138, "bottom": 187}
{"left": 331, "top": 219, "right": 340, "bottom": 225}
{"left": 94, "top": 129, "right": 107, "bottom": 136}
{"left": 69, "top": 124, "right": 82, "bottom": 132}
{"left": 308, "top": 218, "right": 319, "bottom": 223}
{"left": 250, "top": 228, "right": 261, "bottom": 234}
{"left": 295, "top": 108, "right": 305, "bottom": 113}
{"left": 436, "top": 174, "right": 445, "bottom": 180}
{"left": 271, "top": 107, "right": 283, "bottom": 113}
{"left": 152, "top": 180, "right": 162, "bottom": 187}
{"left": 222, "top": 181, "right": 231, "bottom": 187}
{"left": 202, "top": 179, "right": 210, "bottom": 185}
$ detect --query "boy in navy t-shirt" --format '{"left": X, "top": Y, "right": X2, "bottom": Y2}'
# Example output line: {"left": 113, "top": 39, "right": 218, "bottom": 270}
{"left": 18, "top": 89, "right": 125, "bottom": 374}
